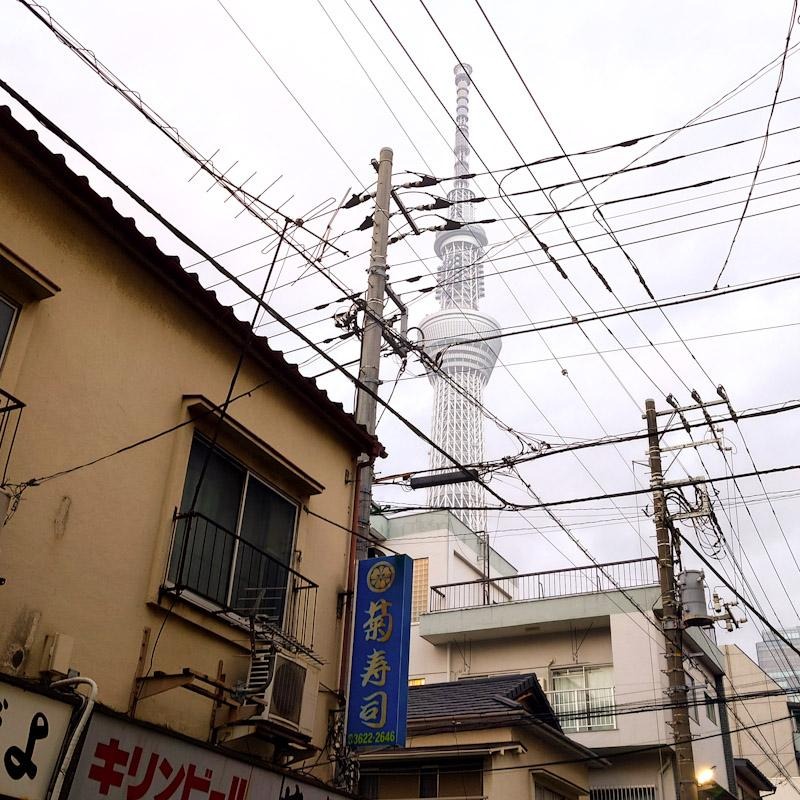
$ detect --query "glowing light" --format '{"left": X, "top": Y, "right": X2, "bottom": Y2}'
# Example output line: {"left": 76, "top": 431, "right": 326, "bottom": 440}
{"left": 696, "top": 767, "right": 716, "bottom": 787}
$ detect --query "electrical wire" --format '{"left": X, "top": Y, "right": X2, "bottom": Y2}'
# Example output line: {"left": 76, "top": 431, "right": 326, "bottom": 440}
{"left": 713, "top": 0, "right": 799, "bottom": 288}
{"left": 462, "top": 0, "right": 800, "bottom": 638}
{"left": 413, "top": 92, "right": 800, "bottom": 185}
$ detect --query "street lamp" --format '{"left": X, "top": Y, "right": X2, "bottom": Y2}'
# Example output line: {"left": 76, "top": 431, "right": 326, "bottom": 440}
{"left": 696, "top": 767, "right": 716, "bottom": 788}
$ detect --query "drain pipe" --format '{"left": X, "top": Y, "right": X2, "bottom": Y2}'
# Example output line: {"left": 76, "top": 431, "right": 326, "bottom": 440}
{"left": 716, "top": 674, "right": 737, "bottom": 794}
{"left": 338, "top": 460, "right": 363, "bottom": 698}
{"left": 47, "top": 676, "right": 97, "bottom": 800}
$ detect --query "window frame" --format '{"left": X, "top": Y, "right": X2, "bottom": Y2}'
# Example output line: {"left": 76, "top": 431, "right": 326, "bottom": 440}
{"left": 167, "top": 432, "right": 301, "bottom": 621}
{"left": 419, "top": 768, "right": 438, "bottom": 798}
{"left": 549, "top": 664, "right": 616, "bottom": 733}
{"left": 411, "top": 557, "right": 430, "bottom": 623}
{"left": 0, "top": 292, "right": 19, "bottom": 370}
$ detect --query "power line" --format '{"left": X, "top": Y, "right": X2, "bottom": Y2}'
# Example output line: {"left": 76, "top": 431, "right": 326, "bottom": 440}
{"left": 414, "top": 92, "right": 800, "bottom": 185}
{"left": 391, "top": 319, "right": 800, "bottom": 380}
{"left": 373, "top": 397, "right": 800, "bottom": 482}
{"left": 354, "top": 712, "right": 799, "bottom": 779}
{"left": 463, "top": 0, "right": 800, "bottom": 634}
{"left": 379, "top": 462, "right": 800, "bottom": 513}
{"left": 425, "top": 178, "right": 800, "bottom": 234}
{"left": 8, "top": 2, "right": 528, "bottom": 460}
{"left": 5, "top": 82, "right": 522, "bottom": 513}
{"left": 363, "top": 2, "right": 692, "bottom": 557}
{"left": 713, "top": 0, "right": 799, "bottom": 288}
{"left": 416, "top": 269, "right": 800, "bottom": 350}
{"left": 209, "top": 4, "right": 537, "bottom": 457}
{"left": 353, "top": 1, "right": 799, "bottom": 587}
{"left": 408, "top": 156, "right": 800, "bottom": 220}
{"left": 413, "top": 3, "right": 800, "bottom": 585}
{"left": 15, "top": 0, "right": 349, "bottom": 260}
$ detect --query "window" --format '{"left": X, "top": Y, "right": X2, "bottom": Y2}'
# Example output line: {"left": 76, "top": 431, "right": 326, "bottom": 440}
{"left": 536, "top": 785, "right": 568, "bottom": 800}
{"left": 592, "top": 786, "right": 657, "bottom": 800}
{"left": 0, "top": 294, "right": 18, "bottom": 366}
{"left": 168, "top": 434, "right": 298, "bottom": 620}
{"left": 550, "top": 666, "right": 615, "bottom": 732}
{"left": 705, "top": 692, "right": 717, "bottom": 724}
{"left": 409, "top": 677, "right": 426, "bottom": 687}
{"left": 419, "top": 769, "right": 438, "bottom": 798}
{"left": 358, "top": 774, "right": 379, "bottom": 800}
{"left": 412, "top": 558, "right": 429, "bottom": 623}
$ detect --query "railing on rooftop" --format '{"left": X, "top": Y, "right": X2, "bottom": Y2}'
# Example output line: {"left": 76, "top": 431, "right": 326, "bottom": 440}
{"left": 429, "top": 558, "right": 659, "bottom": 613}
{"left": 0, "top": 388, "right": 24, "bottom": 486}
{"left": 163, "top": 511, "right": 317, "bottom": 654}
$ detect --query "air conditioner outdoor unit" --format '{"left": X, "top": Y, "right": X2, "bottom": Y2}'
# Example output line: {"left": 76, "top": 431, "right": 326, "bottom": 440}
{"left": 246, "top": 651, "right": 320, "bottom": 739}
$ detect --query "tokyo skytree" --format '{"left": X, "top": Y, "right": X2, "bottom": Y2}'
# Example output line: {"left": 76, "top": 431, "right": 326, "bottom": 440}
{"left": 419, "top": 64, "right": 502, "bottom": 534}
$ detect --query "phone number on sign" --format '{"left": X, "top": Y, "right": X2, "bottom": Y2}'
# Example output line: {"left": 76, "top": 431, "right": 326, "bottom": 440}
{"left": 347, "top": 730, "right": 396, "bottom": 745}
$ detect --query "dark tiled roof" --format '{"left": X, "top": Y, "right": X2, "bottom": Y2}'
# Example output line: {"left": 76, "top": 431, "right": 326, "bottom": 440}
{"left": 0, "top": 104, "right": 383, "bottom": 459}
{"left": 409, "top": 673, "right": 560, "bottom": 730}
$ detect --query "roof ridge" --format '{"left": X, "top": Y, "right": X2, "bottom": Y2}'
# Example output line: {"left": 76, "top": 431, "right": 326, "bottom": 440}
{"left": 0, "top": 104, "right": 383, "bottom": 458}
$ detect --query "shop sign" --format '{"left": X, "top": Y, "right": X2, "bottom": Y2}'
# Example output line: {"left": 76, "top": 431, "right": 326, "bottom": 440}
{"left": 0, "top": 680, "right": 74, "bottom": 800}
{"left": 346, "top": 555, "right": 413, "bottom": 749}
{"left": 68, "top": 713, "right": 347, "bottom": 799}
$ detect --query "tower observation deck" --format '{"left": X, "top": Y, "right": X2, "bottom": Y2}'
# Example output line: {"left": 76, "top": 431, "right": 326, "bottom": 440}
{"left": 419, "top": 64, "right": 502, "bottom": 534}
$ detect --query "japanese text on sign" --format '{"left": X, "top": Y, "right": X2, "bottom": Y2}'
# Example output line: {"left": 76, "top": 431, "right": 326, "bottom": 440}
{"left": 0, "top": 680, "right": 74, "bottom": 800}
{"left": 68, "top": 714, "right": 347, "bottom": 800}
{"left": 346, "top": 555, "right": 412, "bottom": 748}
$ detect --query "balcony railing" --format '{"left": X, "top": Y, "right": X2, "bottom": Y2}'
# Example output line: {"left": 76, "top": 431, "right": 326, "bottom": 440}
{"left": 547, "top": 686, "right": 616, "bottom": 733}
{"left": 429, "top": 558, "right": 658, "bottom": 613}
{"left": 0, "top": 388, "right": 24, "bottom": 486}
{"left": 164, "top": 511, "right": 317, "bottom": 653}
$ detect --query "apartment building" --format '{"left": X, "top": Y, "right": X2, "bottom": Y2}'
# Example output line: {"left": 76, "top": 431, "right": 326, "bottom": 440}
{"left": 377, "top": 510, "right": 739, "bottom": 800}
{"left": 0, "top": 103, "right": 381, "bottom": 798}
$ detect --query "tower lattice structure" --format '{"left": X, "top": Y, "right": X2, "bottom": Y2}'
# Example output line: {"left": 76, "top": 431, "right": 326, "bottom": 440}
{"left": 419, "top": 64, "right": 502, "bottom": 534}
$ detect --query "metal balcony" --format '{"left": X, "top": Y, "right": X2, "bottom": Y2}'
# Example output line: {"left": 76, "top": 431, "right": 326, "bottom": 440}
{"left": 547, "top": 686, "right": 616, "bottom": 733}
{"left": 163, "top": 511, "right": 317, "bottom": 655}
{"left": 0, "top": 388, "right": 24, "bottom": 486}
{"left": 429, "top": 558, "right": 659, "bottom": 613}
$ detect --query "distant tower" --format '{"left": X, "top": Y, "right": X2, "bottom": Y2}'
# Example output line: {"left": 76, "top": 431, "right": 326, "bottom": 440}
{"left": 419, "top": 64, "right": 502, "bottom": 534}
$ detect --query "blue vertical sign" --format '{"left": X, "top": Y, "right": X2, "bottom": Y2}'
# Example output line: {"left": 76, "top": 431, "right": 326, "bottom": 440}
{"left": 346, "top": 554, "right": 412, "bottom": 749}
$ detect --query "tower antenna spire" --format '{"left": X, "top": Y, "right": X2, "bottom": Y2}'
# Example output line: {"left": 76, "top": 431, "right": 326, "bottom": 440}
{"left": 419, "top": 64, "right": 502, "bottom": 534}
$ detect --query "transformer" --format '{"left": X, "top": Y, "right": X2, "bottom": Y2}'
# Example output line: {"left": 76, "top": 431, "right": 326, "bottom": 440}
{"left": 678, "top": 569, "right": 714, "bottom": 627}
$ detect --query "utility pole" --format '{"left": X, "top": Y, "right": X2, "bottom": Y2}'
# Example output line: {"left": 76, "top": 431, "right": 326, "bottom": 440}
{"left": 645, "top": 398, "right": 699, "bottom": 800}
{"left": 334, "top": 148, "right": 394, "bottom": 793}
{"left": 354, "top": 146, "right": 393, "bottom": 556}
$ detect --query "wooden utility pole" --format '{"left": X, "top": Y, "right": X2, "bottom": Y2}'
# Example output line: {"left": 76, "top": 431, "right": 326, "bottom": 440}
{"left": 354, "top": 147, "right": 393, "bottom": 555}
{"left": 645, "top": 398, "right": 698, "bottom": 800}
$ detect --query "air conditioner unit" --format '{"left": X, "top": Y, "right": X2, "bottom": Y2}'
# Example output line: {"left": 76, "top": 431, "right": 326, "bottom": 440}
{"left": 246, "top": 651, "right": 320, "bottom": 738}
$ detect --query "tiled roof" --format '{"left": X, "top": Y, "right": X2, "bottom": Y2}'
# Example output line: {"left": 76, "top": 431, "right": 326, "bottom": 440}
{"left": 409, "top": 673, "right": 561, "bottom": 730}
{"left": 0, "top": 104, "right": 383, "bottom": 459}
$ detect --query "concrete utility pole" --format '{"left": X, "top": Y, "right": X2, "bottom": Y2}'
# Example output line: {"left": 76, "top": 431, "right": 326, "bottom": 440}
{"left": 645, "top": 398, "right": 699, "bottom": 800}
{"left": 354, "top": 146, "right": 393, "bottom": 557}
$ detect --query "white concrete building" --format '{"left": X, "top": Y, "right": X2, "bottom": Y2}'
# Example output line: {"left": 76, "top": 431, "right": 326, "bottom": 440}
{"left": 374, "top": 510, "right": 738, "bottom": 800}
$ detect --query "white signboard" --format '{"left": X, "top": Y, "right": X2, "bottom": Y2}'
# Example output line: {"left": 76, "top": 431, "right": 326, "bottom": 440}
{"left": 69, "top": 713, "right": 349, "bottom": 800}
{"left": 0, "top": 681, "right": 74, "bottom": 800}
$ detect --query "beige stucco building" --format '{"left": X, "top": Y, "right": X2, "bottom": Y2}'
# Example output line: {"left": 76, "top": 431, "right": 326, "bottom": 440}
{"left": 0, "top": 103, "right": 381, "bottom": 795}
{"left": 722, "top": 645, "right": 798, "bottom": 785}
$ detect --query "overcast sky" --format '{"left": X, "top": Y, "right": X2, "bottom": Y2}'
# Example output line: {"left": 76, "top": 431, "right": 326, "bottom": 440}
{"left": 2, "top": 0, "right": 799, "bottom": 657}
